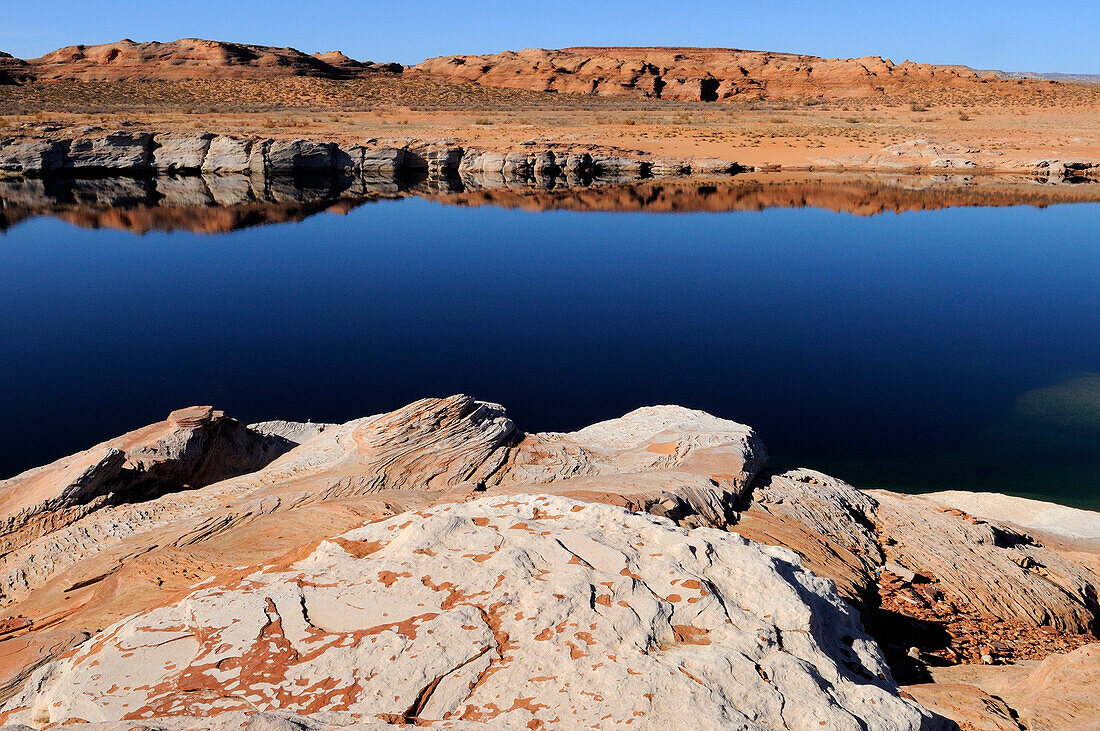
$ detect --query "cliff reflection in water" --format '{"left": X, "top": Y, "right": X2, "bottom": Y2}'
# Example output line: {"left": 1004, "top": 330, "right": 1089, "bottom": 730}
{"left": 2, "top": 171, "right": 1100, "bottom": 234}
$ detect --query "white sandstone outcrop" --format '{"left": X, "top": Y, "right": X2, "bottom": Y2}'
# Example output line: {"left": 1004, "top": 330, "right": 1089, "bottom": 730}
{"left": 920, "top": 491, "right": 1100, "bottom": 541}
{"left": 1, "top": 396, "right": 1097, "bottom": 729}
{"left": 1, "top": 495, "right": 944, "bottom": 730}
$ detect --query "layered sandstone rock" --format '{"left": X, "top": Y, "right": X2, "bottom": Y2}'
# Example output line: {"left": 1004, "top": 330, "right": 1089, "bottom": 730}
{"left": 870, "top": 490, "right": 1099, "bottom": 634}
{"left": 0, "top": 406, "right": 297, "bottom": 561}
{"left": 411, "top": 47, "right": 1030, "bottom": 102}
{"left": 912, "top": 644, "right": 1100, "bottom": 730}
{"left": 18, "top": 39, "right": 400, "bottom": 81}
{"left": 65, "top": 131, "right": 152, "bottom": 172}
{"left": 0, "top": 495, "right": 942, "bottom": 729}
{"left": 0, "top": 140, "right": 68, "bottom": 175}
{"left": 730, "top": 469, "right": 884, "bottom": 606}
{"left": 312, "top": 50, "right": 403, "bottom": 75}
{"left": 151, "top": 133, "right": 214, "bottom": 173}
{"left": 4, "top": 130, "right": 1095, "bottom": 184}
{"left": 922, "top": 491, "right": 1100, "bottom": 541}
{"left": 0, "top": 396, "right": 1097, "bottom": 728}
{"left": 815, "top": 139, "right": 1100, "bottom": 178}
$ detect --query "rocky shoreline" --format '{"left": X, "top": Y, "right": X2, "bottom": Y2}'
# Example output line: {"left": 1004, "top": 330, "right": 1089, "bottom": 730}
{"left": 0, "top": 397, "right": 1097, "bottom": 729}
{"left": 0, "top": 130, "right": 742, "bottom": 183}
{"left": 3, "top": 130, "right": 1098, "bottom": 183}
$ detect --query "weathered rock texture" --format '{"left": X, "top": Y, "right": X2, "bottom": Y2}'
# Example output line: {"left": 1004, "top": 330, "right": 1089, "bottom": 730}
{"left": 912, "top": 644, "right": 1100, "bottom": 730}
{"left": 0, "top": 396, "right": 1097, "bottom": 729}
{"left": 922, "top": 491, "right": 1100, "bottom": 542}
{"left": 0, "top": 495, "right": 942, "bottom": 729}
{"left": 870, "top": 490, "right": 1100, "bottom": 634}
{"left": 4, "top": 131, "right": 1094, "bottom": 184}
{"left": 0, "top": 406, "right": 297, "bottom": 560}
{"left": 732, "top": 470, "right": 1100, "bottom": 638}
{"left": 411, "top": 47, "right": 1051, "bottom": 101}
{"left": 1, "top": 133, "right": 620, "bottom": 180}
{"left": 815, "top": 139, "right": 1100, "bottom": 178}
{"left": 16, "top": 39, "right": 400, "bottom": 81}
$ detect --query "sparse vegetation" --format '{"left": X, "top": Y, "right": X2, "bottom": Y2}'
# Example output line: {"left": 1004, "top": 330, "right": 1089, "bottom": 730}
{"left": 0, "top": 75, "right": 1095, "bottom": 174}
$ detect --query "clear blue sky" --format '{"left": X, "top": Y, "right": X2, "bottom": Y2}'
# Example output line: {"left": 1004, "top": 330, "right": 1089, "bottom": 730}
{"left": 4, "top": 1, "right": 1098, "bottom": 73}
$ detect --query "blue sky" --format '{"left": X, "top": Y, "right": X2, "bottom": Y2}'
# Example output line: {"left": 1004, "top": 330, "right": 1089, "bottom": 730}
{"left": 4, "top": 1, "right": 1098, "bottom": 73}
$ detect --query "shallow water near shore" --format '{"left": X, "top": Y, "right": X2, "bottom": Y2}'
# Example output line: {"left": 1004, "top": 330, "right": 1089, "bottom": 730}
{"left": 2, "top": 180, "right": 1099, "bottom": 509}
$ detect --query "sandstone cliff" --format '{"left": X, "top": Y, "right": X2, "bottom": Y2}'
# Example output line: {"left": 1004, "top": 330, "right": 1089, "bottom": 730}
{"left": 0, "top": 52, "right": 34, "bottom": 84}
{"left": 411, "top": 46, "right": 1050, "bottom": 101}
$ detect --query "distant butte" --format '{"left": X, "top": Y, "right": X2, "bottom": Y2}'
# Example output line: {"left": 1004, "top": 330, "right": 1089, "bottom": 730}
{"left": 7, "top": 38, "right": 402, "bottom": 81}
{"left": 0, "top": 40, "right": 1077, "bottom": 99}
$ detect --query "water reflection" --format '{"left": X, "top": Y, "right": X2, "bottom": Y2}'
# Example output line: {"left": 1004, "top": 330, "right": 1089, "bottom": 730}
{"left": 2, "top": 190, "right": 1098, "bottom": 505}
{"left": 2, "top": 171, "right": 1099, "bottom": 234}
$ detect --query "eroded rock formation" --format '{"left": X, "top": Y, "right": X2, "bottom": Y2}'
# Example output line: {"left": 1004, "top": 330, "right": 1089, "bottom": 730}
{"left": 911, "top": 644, "right": 1100, "bottom": 730}
{"left": 3, "top": 130, "right": 1095, "bottom": 187}
{"left": 13, "top": 39, "right": 401, "bottom": 81}
{"left": 0, "top": 395, "right": 1097, "bottom": 729}
{"left": 1, "top": 495, "right": 942, "bottom": 729}
{"left": 0, "top": 52, "right": 34, "bottom": 85}
{"left": 411, "top": 47, "right": 1048, "bottom": 102}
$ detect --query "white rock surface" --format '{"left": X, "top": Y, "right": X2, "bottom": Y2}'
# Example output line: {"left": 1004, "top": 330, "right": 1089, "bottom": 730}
{"left": 201, "top": 136, "right": 254, "bottom": 173}
{"left": 1, "top": 495, "right": 943, "bottom": 730}
{"left": 921, "top": 491, "right": 1100, "bottom": 541}
{"left": 151, "top": 133, "right": 214, "bottom": 172}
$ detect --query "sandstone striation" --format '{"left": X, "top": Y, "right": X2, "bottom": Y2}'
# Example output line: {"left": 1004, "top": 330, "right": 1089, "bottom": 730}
{"left": 815, "top": 139, "right": 1100, "bottom": 178}
{"left": 921, "top": 491, "right": 1100, "bottom": 542}
{"left": 912, "top": 644, "right": 1100, "bottom": 730}
{"left": 869, "top": 490, "right": 1100, "bottom": 634}
{"left": 0, "top": 495, "right": 942, "bottom": 729}
{"left": 411, "top": 47, "right": 1050, "bottom": 102}
{"left": 0, "top": 406, "right": 299, "bottom": 561}
{"left": 0, "top": 396, "right": 1097, "bottom": 729}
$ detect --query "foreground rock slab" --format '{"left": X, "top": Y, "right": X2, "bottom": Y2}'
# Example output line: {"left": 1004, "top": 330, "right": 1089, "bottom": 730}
{"left": 1, "top": 396, "right": 1097, "bottom": 728}
{"left": 1, "top": 495, "right": 943, "bottom": 729}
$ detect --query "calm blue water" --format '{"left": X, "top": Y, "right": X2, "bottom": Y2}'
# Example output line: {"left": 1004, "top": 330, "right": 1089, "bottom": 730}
{"left": 3, "top": 197, "right": 1100, "bottom": 507}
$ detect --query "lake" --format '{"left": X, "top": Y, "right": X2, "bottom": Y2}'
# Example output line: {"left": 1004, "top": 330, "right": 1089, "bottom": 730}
{"left": 2, "top": 174, "right": 1099, "bottom": 508}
